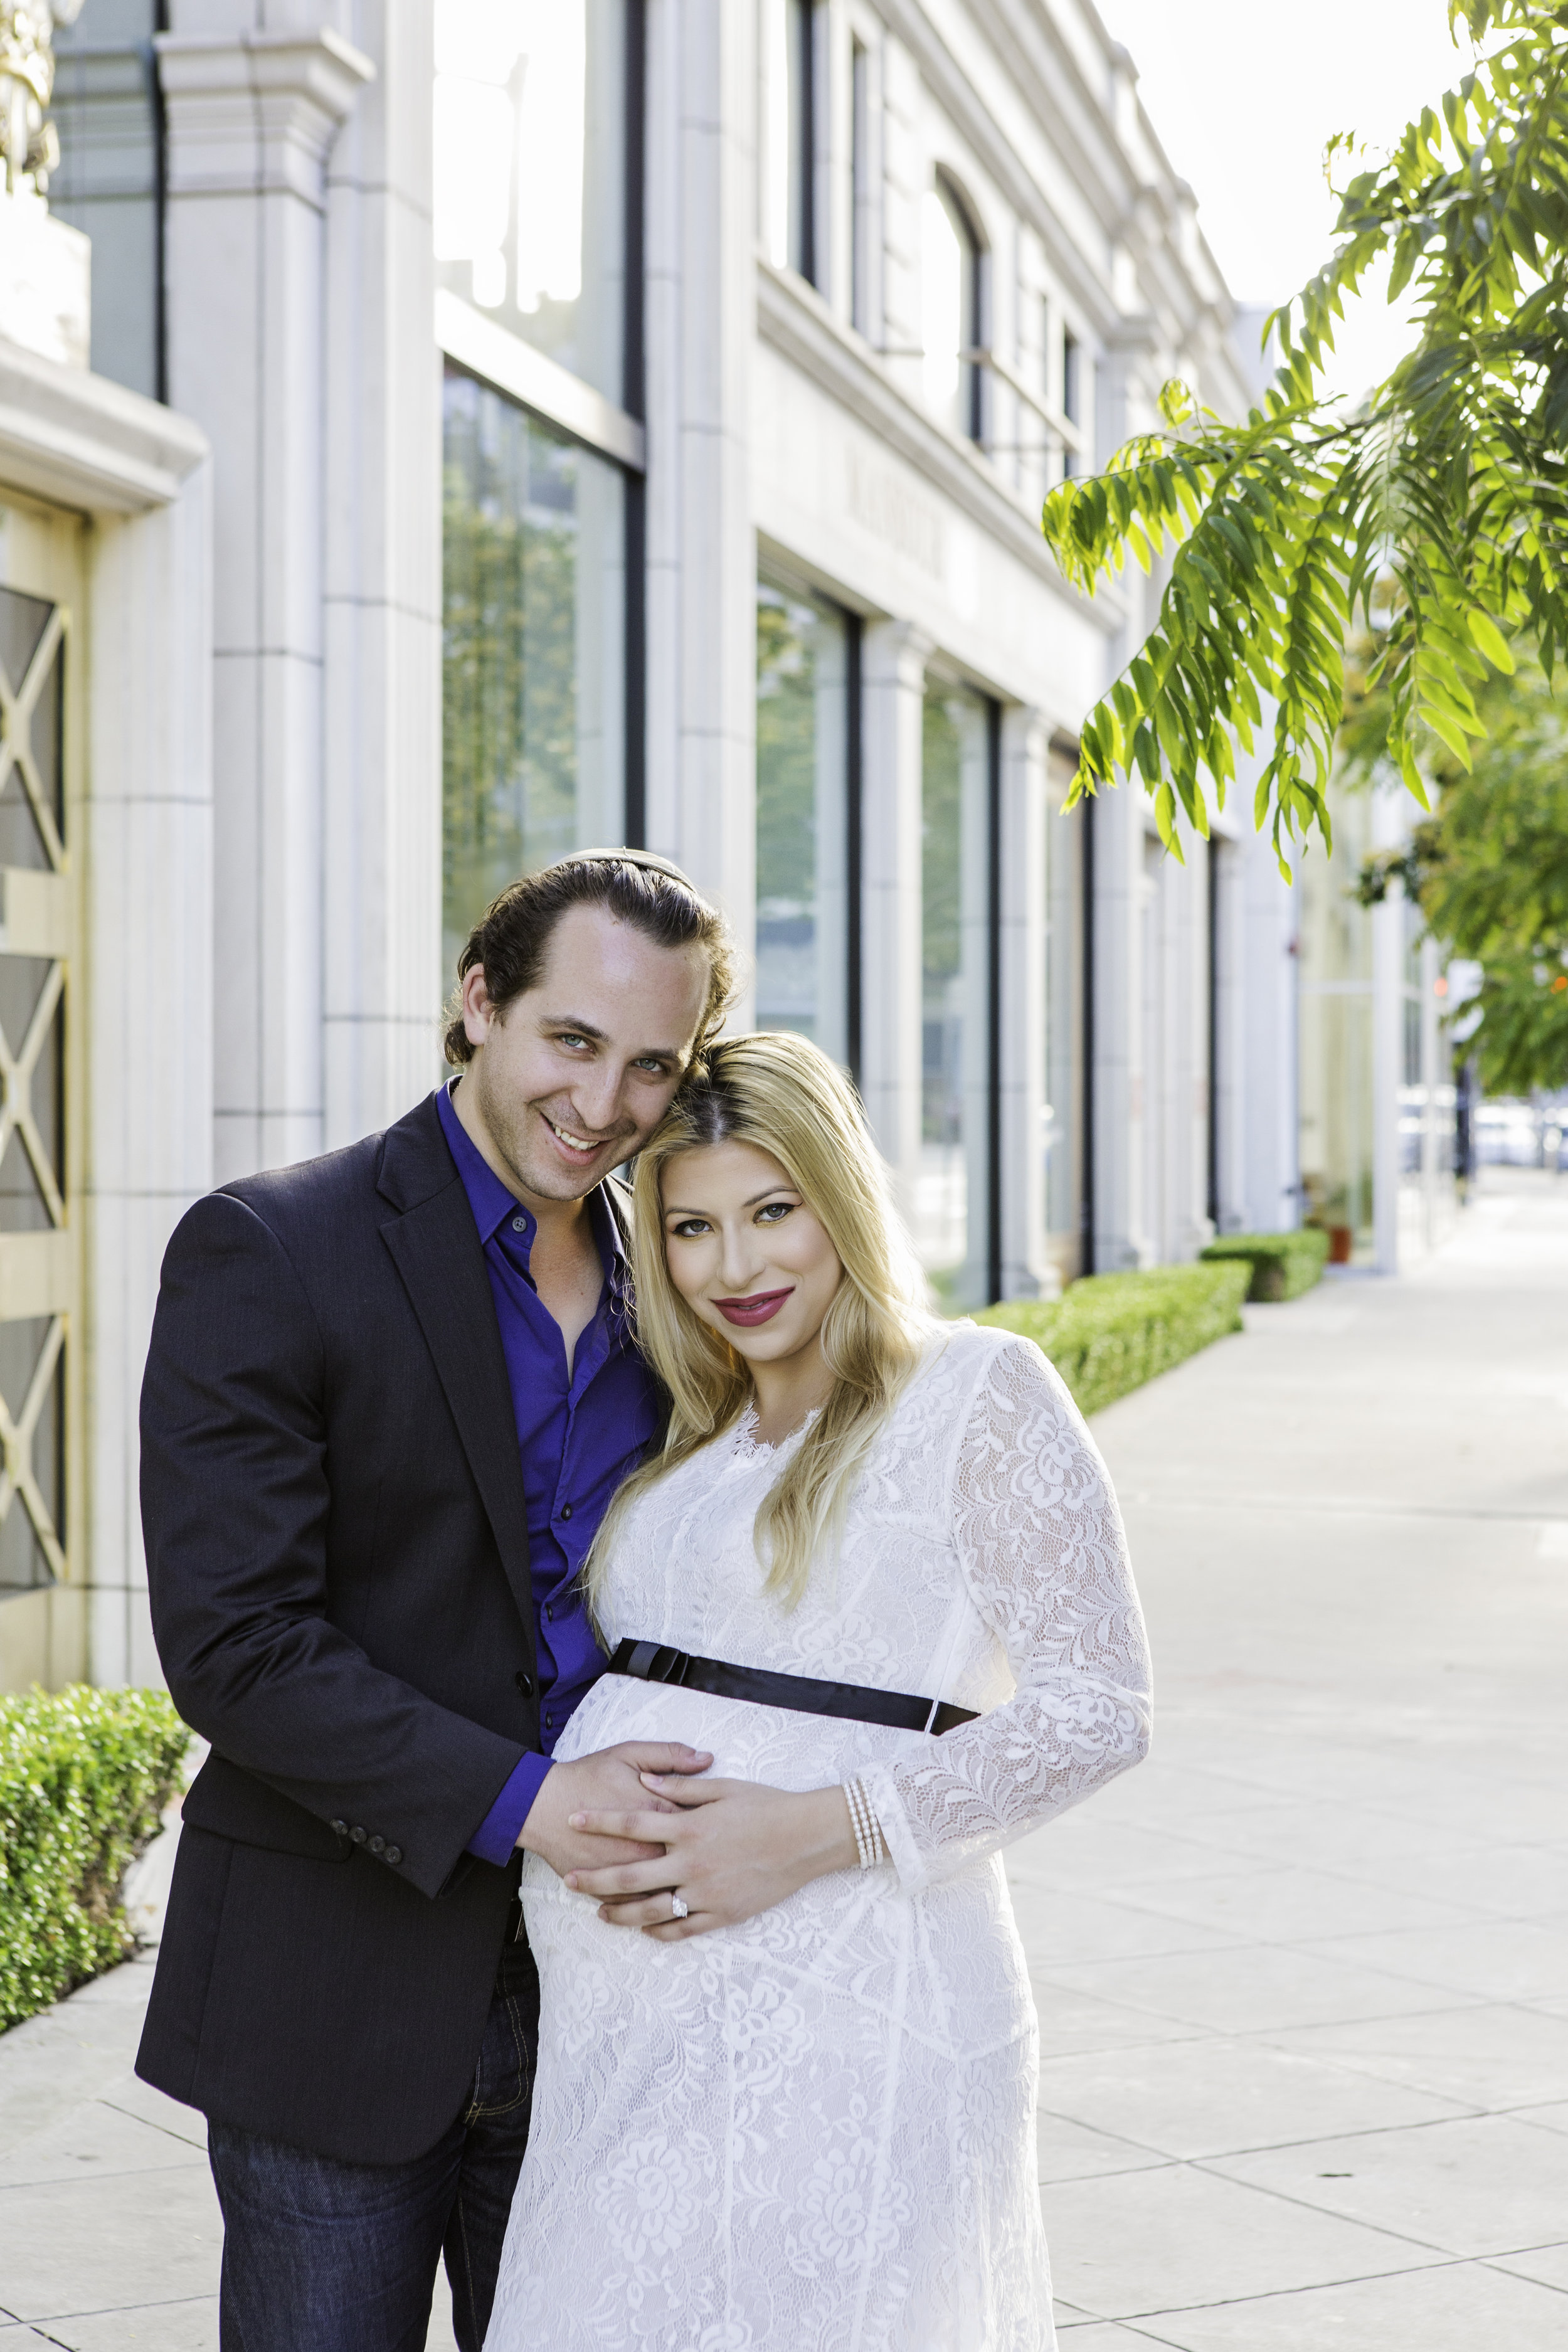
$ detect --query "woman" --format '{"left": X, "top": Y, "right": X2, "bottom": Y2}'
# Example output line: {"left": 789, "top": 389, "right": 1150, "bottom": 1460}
{"left": 485, "top": 1032, "right": 1150, "bottom": 2352}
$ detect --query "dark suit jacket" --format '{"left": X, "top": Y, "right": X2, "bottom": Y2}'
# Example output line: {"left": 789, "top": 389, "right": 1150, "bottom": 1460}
{"left": 135, "top": 1093, "right": 556, "bottom": 2163}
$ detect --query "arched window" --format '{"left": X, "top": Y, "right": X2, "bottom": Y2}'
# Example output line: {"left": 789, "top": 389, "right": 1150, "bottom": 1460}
{"left": 921, "top": 174, "right": 982, "bottom": 442}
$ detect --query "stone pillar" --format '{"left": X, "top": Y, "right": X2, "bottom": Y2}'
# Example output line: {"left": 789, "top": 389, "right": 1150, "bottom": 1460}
{"left": 322, "top": 1, "right": 442, "bottom": 1147}
{"left": 84, "top": 450, "right": 213, "bottom": 1687}
{"left": 643, "top": 0, "right": 757, "bottom": 1007}
{"left": 157, "top": 19, "right": 374, "bottom": 1182}
{"left": 859, "top": 618, "right": 927, "bottom": 1214}
{"left": 998, "top": 704, "right": 1050, "bottom": 1297}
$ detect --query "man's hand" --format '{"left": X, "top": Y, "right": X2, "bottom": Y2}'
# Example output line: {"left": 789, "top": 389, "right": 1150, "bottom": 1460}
{"left": 563, "top": 1772, "right": 859, "bottom": 1939}
{"left": 517, "top": 1744, "right": 712, "bottom": 1878}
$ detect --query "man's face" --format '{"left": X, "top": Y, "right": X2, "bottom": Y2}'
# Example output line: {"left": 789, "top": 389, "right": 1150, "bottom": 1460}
{"left": 462, "top": 902, "right": 711, "bottom": 1206}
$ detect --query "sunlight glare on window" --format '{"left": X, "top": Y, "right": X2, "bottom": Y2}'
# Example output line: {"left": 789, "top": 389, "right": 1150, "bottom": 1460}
{"left": 516, "top": 0, "right": 586, "bottom": 314}
{"left": 433, "top": 70, "right": 516, "bottom": 264}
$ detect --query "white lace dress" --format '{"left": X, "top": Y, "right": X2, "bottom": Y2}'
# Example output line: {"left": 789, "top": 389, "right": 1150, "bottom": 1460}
{"left": 484, "top": 1322, "right": 1151, "bottom": 2352}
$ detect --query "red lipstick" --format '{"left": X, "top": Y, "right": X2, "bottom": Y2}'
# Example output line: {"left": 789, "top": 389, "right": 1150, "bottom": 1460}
{"left": 713, "top": 1288, "right": 793, "bottom": 1328}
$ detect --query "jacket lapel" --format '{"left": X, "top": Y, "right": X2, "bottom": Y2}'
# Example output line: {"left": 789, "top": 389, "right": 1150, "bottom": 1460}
{"left": 377, "top": 1101, "right": 535, "bottom": 1644}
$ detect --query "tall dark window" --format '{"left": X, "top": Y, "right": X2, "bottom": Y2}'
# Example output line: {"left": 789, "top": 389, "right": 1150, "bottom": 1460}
{"left": 766, "top": 0, "right": 818, "bottom": 285}
{"left": 1043, "top": 748, "right": 1089, "bottom": 1288}
{"left": 919, "top": 681, "right": 996, "bottom": 1308}
{"left": 755, "top": 576, "right": 856, "bottom": 1064}
{"left": 850, "top": 38, "right": 871, "bottom": 334}
{"left": 442, "top": 376, "right": 628, "bottom": 976}
{"left": 923, "top": 176, "right": 983, "bottom": 443}
{"left": 1061, "top": 327, "right": 1081, "bottom": 478}
{"left": 438, "top": 3, "right": 645, "bottom": 960}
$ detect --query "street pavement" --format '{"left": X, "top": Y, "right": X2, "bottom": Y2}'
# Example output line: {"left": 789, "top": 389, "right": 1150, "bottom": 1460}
{"left": 1, "top": 1169, "right": 1564, "bottom": 2348}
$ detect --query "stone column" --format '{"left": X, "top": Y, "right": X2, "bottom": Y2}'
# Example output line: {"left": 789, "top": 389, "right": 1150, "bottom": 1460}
{"left": 322, "top": 0, "right": 442, "bottom": 1147}
{"left": 643, "top": 0, "right": 757, "bottom": 1007}
{"left": 157, "top": 18, "right": 374, "bottom": 1182}
{"left": 859, "top": 618, "right": 928, "bottom": 1216}
{"left": 998, "top": 704, "right": 1050, "bottom": 1297}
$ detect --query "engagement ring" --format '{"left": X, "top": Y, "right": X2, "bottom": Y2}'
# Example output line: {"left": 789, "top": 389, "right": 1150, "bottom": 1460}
{"left": 670, "top": 1894, "right": 689, "bottom": 1919}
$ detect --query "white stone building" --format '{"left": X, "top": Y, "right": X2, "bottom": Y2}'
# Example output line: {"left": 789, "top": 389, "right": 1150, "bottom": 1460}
{"left": 3, "top": 0, "right": 1442, "bottom": 1696}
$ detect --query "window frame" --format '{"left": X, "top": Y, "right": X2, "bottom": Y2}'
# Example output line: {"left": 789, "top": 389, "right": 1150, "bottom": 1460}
{"left": 437, "top": 0, "right": 647, "bottom": 854}
{"left": 753, "top": 562, "right": 863, "bottom": 1074}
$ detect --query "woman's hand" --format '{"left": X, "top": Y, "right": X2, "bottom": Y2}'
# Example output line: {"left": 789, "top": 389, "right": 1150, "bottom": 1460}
{"left": 563, "top": 1772, "right": 859, "bottom": 1939}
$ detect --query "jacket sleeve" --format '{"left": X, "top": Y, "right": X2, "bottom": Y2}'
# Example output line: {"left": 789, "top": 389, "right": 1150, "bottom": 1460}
{"left": 140, "top": 1191, "right": 527, "bottom": 1900}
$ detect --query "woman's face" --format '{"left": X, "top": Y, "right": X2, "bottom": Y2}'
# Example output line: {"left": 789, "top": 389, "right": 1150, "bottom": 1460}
{"left": 660, "top": 1139, "right": 844, "bottom": 1368}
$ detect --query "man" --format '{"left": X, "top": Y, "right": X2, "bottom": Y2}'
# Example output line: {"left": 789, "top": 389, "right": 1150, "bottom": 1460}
{"left": 136, "top": 850, "right": 737, "bottom": 2350}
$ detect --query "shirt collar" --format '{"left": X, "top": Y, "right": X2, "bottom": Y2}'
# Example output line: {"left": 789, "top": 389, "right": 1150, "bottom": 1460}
{"left": 436, "top": 1079, "right": 630, "bottom": 1300}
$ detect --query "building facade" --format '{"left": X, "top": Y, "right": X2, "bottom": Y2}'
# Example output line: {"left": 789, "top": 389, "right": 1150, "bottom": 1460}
{"left": 0, "top": 0, "right": 1446, "bottom": 1693}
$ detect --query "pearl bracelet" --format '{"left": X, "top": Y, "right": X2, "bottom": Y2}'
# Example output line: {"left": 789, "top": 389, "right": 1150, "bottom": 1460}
{"left": 843, "top": 1775, "right": 886, "bottom": 1870}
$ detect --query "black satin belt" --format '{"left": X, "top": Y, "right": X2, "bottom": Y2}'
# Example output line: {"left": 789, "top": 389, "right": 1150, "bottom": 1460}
{"left": 607, "top": 1638, "right": 978, "bottom": 1737}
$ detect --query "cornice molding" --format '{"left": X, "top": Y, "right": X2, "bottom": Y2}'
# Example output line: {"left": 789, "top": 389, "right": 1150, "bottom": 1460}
{"left": 756, "top": 260, "right": 1123, "bottom": 636}
{"left": 155, "top": 29, "right": 374, "bottom": 209}
{"left": 0, "top": 333, "right": 208, "bottom": 512}
{"left": 879, "top": 0, "right": 1241, "bottom": 388}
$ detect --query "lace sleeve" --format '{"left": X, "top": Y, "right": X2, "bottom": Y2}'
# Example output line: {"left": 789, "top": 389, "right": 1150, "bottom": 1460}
{"left": 861, "top": 1333, "right": 1151, "bottom": 1895}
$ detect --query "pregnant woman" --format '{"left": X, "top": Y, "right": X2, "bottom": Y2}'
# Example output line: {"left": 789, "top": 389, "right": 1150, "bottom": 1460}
{"left": 484, "top": 1030, "right": 1151, "bottom": 2352}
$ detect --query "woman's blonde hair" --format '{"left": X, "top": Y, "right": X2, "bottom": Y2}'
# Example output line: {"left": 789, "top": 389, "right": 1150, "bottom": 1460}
{"left": 587, "top": 1030, "right": 931, "bottom": 1614}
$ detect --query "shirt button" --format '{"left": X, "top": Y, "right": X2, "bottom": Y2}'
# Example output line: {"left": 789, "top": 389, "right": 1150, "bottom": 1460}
{"left": 511, "top": 1214, "right": 527, "bottom": 1232}
{"left": 545, "top": 1603, "right": 554, "bottom": 1622}
{"left": 514, "top": 1670, "right": 534, "bottom": 1697}
{"left": 559, "top": 1503, "right": 572, "bottom": 1521}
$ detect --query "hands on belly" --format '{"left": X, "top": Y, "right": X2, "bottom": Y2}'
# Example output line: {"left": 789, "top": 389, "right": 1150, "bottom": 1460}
{"left": 517, "top": 1742, "right": 713, "bottom": 1877}
{"left": 562, "top": 1771, "right": 861, "bottom": 1940}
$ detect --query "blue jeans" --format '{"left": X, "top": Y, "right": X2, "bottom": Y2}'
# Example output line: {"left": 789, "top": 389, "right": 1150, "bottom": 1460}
{"left": 208, "top": 1938, "right": 539, "bottom": 2352}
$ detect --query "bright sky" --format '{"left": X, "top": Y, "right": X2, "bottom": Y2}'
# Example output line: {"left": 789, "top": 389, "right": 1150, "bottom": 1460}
{"left": 1096, "top": 0, "right": 1481, "bottom": 403}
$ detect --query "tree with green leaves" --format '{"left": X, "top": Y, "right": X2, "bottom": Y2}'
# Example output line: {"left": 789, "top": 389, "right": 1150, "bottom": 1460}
{"left": 1350, "top": 645, "right": 1568, "bottom": 1090}
{"left": 1042, "top": 0, "right": 1568, "bottom": 877}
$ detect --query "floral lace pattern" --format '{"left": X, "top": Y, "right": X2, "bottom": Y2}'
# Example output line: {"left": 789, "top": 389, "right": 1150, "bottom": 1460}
{"left": 485, "top": 1323, "right": 1150, "bottom": 2352}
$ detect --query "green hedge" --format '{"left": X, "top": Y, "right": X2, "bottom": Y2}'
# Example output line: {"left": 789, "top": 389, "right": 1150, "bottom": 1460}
{"left": 1200, "top": 1227, "right": 1330, "bottom": 1303}
{"left": 977, "top": 1260, "right": 1251, "bottom": 1416}
{"left": 1, "top": 1687, "right": 189, "bottom": 2033}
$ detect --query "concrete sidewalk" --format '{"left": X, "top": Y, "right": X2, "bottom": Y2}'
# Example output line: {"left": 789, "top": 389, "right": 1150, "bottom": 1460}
{"left": 1020, "top": 1168, "right": 1568, "bottom": 2346}
{"left": 1, "top": 1171, "right": 1564, "bottom": 2346}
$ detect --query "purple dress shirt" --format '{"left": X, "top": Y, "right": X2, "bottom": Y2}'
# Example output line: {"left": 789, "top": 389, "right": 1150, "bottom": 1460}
{"left": 436, "top": 1082, "right": 661, "bottom": 1865}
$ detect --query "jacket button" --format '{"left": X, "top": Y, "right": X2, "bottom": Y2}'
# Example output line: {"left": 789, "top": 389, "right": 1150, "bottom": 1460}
{"left": 368, "top": 1835, "right": 385, "bottom": 1856}
{"left": 384, "top": 1845, "right": 402, "bottom": 1865}
{"left": 349, "top": 1825, "right": 368, "bottom": 1844}
{"left": 330, "top": 1820, "right": 348, "bottom": 1837}
{"left": 514, "top": 1670, "right": 533, "bottom": 1697}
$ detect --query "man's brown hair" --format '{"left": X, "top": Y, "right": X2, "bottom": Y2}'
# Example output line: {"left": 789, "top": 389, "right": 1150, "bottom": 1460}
{"left": 442, "top": 850, "right": 737, "bottom": 1067}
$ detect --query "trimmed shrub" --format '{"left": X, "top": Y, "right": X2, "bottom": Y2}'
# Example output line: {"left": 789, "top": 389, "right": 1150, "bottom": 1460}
{"left": 977, "top": 1260, "right": 1251, "bottom": 1417}
{"left": 0, "top": 1687, "right": 189, "bottom": 2033}
{"left": 1200, "top": 1227, "right": 1331, "bottom": 1303}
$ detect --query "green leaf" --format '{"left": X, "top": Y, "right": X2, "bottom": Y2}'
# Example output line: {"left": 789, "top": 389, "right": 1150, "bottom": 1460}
{"left": 1466, "top": 608, "right": 1517, "bottom": 671}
